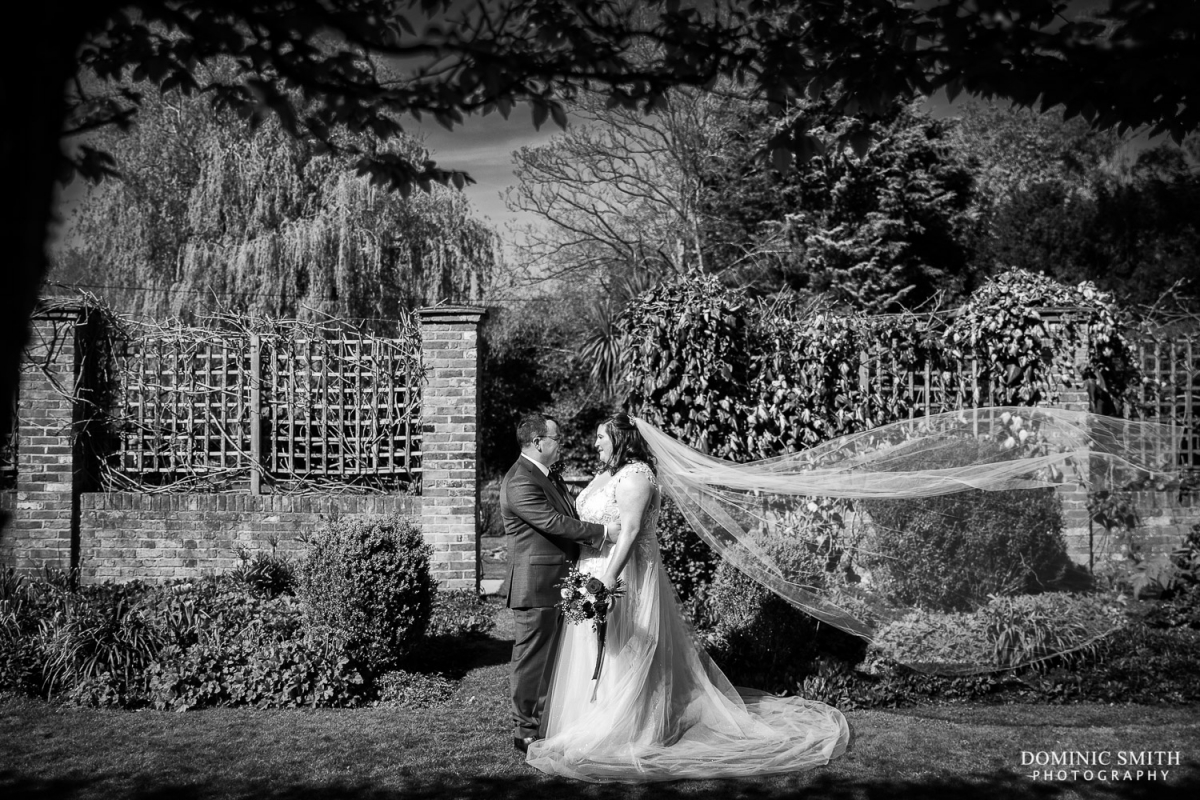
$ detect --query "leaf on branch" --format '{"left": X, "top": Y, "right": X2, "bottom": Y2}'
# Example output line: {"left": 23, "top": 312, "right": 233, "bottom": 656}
{"left": 847, "top": 130, "right": 873, "bottom": 159}
{"left": 945, "top": 78, "right": 963, "bottom": 104}
{"left": 549, "top": 102, "right": 568, "bottom": 130}
{"left": 771, "top": 146, "right": 793, "bottom": 173}
{"left": 244, "top": 78, "right": 299, "bottom": 136}
{"left": 796, "top": 133, "right": 825, "bottom": 164}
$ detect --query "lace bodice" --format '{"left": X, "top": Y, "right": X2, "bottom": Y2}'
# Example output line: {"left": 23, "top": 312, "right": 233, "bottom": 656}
{"left": 575, "top": 461, "right": 660, "bottom": 570}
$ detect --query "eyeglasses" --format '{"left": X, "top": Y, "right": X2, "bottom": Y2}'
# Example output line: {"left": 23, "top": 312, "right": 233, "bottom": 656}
{"left": 539, "top": 435, "right": 560, "bottom": 442}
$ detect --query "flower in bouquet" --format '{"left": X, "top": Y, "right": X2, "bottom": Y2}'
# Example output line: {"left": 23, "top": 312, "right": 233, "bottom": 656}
{"left": 554, "top": 566, "right": 626, "bottom": 683}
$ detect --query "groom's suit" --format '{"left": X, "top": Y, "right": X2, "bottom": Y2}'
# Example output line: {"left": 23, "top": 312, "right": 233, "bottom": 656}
{"left": 500, "top": 455, "right": 606, "bottom": 741}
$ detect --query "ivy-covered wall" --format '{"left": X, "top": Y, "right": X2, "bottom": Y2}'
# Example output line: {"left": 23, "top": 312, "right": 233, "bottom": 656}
{"left": 618, "top": 269, "right": 1198, "bottom": 565}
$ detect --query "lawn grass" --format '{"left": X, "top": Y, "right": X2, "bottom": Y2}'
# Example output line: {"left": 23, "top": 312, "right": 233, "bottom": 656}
{"left": 2, "top": 608, "right": 1198, "bottom": 800}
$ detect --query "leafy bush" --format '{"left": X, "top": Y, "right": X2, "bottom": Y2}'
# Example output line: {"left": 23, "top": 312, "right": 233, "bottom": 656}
{"left": 37, "top": 581, "right": 166, "bottom": 702}
{"left": 228, "top": 543, "right": 296, "bottom": 598}
{"left": 870, "top": 592, "right": 1125, "bottom": 671}
{"left": 621, "top": 269, "right": 1143, "bottom": 465}
{"left": 135, "top": 579, "right": 362, "bottom": 710}
{"left": 298, "top": 515, "right": 435, "bottom": 677}
{"left": 983, "top": 593, "right": 1123, "bottom": 668}
{"left": 862, "top": 470, "right": 1075, "bottom": 612}
{"left": 0, "top": 569, "right": 51, "bottom": 694}
{"left": 795, "top": 619, "right": 1200, "bottom": 709}
{"left": 426, "top": 589, "right": 496, "bottom": 640}
{"left": 1068, "top": 623, "right": 1200, "bottom": 703}
{"left": 869, "top": 608, "right": 992, "bottom": 670}
{"left": 703, "top": 560, "right": 866, "bottom": 693}
{"left": 1144, "top": 584, "right": 1200, "bottom": 630}
{"left": 1, "top": 573, "right": 367, "bottom": 709}
{"left": 146, "top": 632, "right": 362, "bottom": 711}
{"left": 656, "top": 495, "right": 718, "bottom": 618}
{"left": 373, "top": 669, "right": 455, "bottom": 707}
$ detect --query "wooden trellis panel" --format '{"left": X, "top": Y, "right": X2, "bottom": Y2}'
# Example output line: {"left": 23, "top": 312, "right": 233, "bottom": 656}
{"left": 1132, "top": 335, "right": 1199, "bottom": 474}
{"left": 857, "top": 348, "right": 996, "bottom": 423}
{"left": 109, "top": 325, "right": 421, "bottom": 491}
{"left": 116, "top": 336, "right": 252, "bottom": 479}
{"left": 265, "top": 336, "right": 421, "bottom": 482}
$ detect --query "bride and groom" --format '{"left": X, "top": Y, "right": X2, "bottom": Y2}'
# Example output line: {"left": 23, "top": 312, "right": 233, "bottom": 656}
{"left": 498, "top": 412, "right": 850, "bottom": 783}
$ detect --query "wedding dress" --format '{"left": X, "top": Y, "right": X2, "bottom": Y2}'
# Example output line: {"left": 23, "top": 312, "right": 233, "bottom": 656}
{"left": 525, "top": 461, "right": 849, "bottom": 783}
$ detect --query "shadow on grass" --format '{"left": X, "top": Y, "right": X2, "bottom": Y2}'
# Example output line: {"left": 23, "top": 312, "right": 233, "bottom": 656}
{"left": 5, "top": 765, "right": 1199, "bottom": 800}
{"left": 403, "top": 632, "right": 513, "bottom": 679}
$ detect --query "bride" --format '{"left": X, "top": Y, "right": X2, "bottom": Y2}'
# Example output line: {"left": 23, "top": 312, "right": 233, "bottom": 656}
{"left": 524, "top": 413, "right": 849, "bottom": 782}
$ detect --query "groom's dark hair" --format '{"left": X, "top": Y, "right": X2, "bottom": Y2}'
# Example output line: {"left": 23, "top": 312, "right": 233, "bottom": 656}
{"left": 516, "top": 414, "right": 556, "bottom": 448}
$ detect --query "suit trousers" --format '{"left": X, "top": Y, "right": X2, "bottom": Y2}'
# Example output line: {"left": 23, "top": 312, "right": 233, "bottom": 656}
{"left": 510, "top": 605, "right": 563, "bottom": 739}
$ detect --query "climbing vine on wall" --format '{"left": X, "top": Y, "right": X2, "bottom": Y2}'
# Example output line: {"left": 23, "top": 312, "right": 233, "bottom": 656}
{"left": 619, "top": 268, "right": 1142, "bottom": 459}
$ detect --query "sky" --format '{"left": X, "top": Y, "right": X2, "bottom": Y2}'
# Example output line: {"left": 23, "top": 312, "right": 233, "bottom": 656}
{"left": 413, "top": 106, "right": 560, "bottom": 235}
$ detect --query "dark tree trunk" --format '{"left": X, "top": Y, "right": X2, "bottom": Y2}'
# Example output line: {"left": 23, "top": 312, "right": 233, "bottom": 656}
{"left": 1, "top": 6, "right": 98, "bottom": 521}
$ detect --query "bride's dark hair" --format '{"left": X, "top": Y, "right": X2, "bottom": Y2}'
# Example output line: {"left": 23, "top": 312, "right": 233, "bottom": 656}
{"left": 602, "top": 413, "right": 656, "bottom": 475}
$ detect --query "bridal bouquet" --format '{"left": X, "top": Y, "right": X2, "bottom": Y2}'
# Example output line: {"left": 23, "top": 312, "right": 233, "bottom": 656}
{"left": 555, "top": 567, "right": 625, "bottom": 681}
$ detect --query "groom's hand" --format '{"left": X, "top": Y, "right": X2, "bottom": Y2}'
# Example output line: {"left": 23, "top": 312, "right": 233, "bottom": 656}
{"left": 603, "top": 522, "right": 618, "bottom": 544}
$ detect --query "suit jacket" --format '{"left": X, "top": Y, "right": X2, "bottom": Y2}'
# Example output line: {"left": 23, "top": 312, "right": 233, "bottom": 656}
{"left": 499, "top": 457, "right": 605, "bottom": 608}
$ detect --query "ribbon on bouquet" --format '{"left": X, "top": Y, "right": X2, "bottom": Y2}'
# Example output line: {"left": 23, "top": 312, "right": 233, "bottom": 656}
{"left": 590, "top": 611, "right": 608, "bottom": 702}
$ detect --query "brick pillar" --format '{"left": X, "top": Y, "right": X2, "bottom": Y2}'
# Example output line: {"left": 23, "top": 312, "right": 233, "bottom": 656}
{"left": 1, "top": 305, "right": 86, "bottom": 574}
{"left": 1043, "top": 309, "right": 1095, "bottom": 568}
{"left": 417, "top": 306, "right": 486, "bottom": 592}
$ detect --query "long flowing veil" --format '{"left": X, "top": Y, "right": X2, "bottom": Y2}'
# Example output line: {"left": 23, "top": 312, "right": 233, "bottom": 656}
{"left": 633, "top": 407, "right": 1179, "bottom": 673}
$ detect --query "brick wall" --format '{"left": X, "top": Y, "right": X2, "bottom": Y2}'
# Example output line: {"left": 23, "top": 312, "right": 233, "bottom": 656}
{"left": 1, "top": 303, "right": 487, "bottom": 589}
{"left": 79, "top": 493, "right": 419, "bottom": 582}
{"left": 1048, "top": 325, "right": 1200, "bottom": 566}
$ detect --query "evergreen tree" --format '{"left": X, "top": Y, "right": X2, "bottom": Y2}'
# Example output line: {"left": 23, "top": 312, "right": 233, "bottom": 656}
{"left": 697, "top": 100, "right": 981, "bottom": 311}
{"left": 956, "top": 101, "right": 1200, "bottom": 310}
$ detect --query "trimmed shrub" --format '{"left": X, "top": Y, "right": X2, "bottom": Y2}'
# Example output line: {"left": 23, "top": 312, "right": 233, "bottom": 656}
{"left": 862, "top": 453, "right": 1076, "bottom": 612}
{"left": 298, "top": 515, "right": 435, "bottom": 677}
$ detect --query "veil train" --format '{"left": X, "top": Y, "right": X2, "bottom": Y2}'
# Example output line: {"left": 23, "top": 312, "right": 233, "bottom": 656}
{"left": 633, "top": 407, "right": 1179, "bottom": 673}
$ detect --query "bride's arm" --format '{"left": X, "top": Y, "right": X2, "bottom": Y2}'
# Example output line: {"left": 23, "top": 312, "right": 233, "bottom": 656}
{"left": 598, "top": 471, "right": 653, "bottom": 589}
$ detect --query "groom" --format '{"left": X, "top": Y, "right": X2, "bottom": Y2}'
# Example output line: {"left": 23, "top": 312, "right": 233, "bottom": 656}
{"left": 500, "top": 413, "right": 614, "bottom": 753}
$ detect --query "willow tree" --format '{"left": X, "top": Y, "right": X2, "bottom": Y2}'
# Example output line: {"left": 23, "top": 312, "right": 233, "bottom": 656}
{"left": 56, "top": 84, "right": 495, "bottom": 331}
